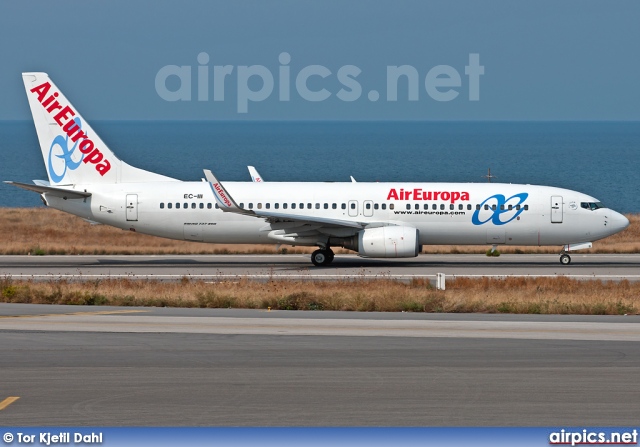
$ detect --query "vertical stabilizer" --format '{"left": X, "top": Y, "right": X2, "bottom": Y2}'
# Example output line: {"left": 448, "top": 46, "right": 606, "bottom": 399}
{"left": 22, "top": 72, "right": 176, "bottom": 185}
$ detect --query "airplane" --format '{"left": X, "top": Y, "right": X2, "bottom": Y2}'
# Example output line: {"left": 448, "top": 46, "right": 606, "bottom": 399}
{"left": 5, "top": 72, "right": 630, "bottom": 266}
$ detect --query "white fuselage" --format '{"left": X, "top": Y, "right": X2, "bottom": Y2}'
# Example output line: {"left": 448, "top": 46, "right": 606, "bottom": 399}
{"left": 46, "top": 181, "right": 628, "bottom": 248}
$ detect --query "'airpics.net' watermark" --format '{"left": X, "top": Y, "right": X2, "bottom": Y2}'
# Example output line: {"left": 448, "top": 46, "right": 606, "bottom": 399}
{"left": 155, "top": 52, "right": 484, "bottom": 113}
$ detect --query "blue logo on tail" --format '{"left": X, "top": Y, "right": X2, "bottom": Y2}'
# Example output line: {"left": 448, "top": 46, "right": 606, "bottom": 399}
{"left": 48, "top": 118, "right": 83, "bottom": 183}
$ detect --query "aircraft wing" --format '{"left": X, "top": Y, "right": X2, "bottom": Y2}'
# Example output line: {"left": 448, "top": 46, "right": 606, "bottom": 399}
{"left": 204, "top": 169, "right": 365, "bottom": 229}
{"left": 4, "top": 181, "right": 92, "bottom": 199}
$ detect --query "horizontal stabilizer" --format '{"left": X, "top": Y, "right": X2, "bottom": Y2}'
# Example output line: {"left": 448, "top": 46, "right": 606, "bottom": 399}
{"left": 4, "top": 181, "right": 91, "bottom": 199}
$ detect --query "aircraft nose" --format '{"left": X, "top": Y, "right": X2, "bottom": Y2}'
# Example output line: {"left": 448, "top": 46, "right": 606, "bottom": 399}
{"left": 609, "top": 211, "right": 630, "bottom": 234}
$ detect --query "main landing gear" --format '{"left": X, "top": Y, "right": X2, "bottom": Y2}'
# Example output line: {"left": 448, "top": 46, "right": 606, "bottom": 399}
{"left": 559, "top": 253, "right": 571, "bottom": 265}
{"left": 311, "top": 248, "right": 335, "bottom": 266}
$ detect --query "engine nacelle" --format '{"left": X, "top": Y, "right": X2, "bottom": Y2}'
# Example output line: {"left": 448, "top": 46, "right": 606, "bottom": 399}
{"left": 355, "top": 226, "right": 420, "bottom": 258}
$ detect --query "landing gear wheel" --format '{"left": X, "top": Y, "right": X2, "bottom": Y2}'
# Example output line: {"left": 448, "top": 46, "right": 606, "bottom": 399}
{"left": 311, "top": 249, "right": 333, "bottom": 266}
{"left": 326, "top": 249, "right": 335, "bottom": 263}
{"left": 559, "top": 254, "right": 571, "bottom": 265}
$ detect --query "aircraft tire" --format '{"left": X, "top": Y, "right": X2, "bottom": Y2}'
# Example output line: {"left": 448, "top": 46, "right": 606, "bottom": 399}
{"left": 326, "top": 249, "right": 335, "bottom": 263}
{"left": 311, "top": 249, "right": 328, "bottom": 266}
{"left": 559, "top": 254, "right": 571, "bottom": 265}
{"left": 311, "top": 249, "right": 334, "bottom": 266}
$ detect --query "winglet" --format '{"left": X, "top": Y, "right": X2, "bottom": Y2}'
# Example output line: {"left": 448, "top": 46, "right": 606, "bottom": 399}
{"left": 248, "top": 166, "right": 264, "bottom": 182}
{"left": 203, "top": 169, "right": 244, "bottom": 212}
{"left": 350, "top": 176, "right": 357, "bottom": 183}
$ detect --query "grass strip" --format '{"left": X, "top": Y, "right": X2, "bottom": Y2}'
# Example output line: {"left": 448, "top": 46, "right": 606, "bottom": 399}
{"left": 1, "top": 277, "right": 638, "bottom": 315}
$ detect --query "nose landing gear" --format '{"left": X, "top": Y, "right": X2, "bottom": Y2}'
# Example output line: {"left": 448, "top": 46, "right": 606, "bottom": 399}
{"left": 311, "top": 248, "right": 335, "bottom": 266}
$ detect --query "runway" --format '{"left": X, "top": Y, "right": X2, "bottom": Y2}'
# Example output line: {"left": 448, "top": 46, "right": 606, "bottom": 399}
{"left": 1, "top": 253, "right": 640, "bottom": 281}
{"left": 1, "top": 304, "right": 639, "bottom": 426}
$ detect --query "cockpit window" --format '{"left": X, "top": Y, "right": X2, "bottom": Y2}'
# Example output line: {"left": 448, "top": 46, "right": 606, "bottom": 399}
{"left": 581, "top": 202, "right": 605, "bottom": 211}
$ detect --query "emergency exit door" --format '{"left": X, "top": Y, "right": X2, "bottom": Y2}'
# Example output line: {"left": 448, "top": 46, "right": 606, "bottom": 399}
{"left": 348, "top": 200, "right": 358, "bottom": 217}
{"left": 551, "top": 196, "right": 563, "bottom": 223}
{"left": 126, "top": 194, "right": 138, "bottom": 221}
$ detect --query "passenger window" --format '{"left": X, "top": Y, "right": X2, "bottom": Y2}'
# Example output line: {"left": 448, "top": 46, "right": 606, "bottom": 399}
{"left": 450, "top": 204, "right": 454, "bottom": 210}
{"left": 176, "top": 203, "right": 180, "bottom": 209}
{"left": 516, "top": 205, "right": 521, "bottom": 210}
{"left": 332, "top": 203, "right": 337, "bottom": 209}
{"left": 467, "top": 204, "right": 472, "bottom": 210}
{"left": 484, "top": 204, "right": 489, "bottom": 210}
{"left": 184, "top": 203, "right": 188, "bottom": 209}
{"left": 266, "top": 203, "right": 271, "bottom": 209}
{"left": 374, "top": 204, "right": 379, "bottom": 210}
{"left": 248, "top": 203, "right": 253, "bottom": 209}
{"left": 382, "top": 204, "right": 387, "bottom": 210}
{"left": 168, "top": 203, "right": 172, "bottom": 209}
{"left": 257, "top": 203, "right": 262, "bottom": 209}
{"left": 440, "top": 204, "right": 445, "bottom": 210}
{"left": 390, "top": 204, "right": 394, "bottom": 210}
{"left": 324, "top": 203, "right": 329, "bottom": 209}
{"left": 308, "top": 203, "right": 312, "bottom": 209}
{"left": 315, "top": 203, "right": 320, "bottom": 209}
{"left": 350, "top": 203, "right": 356, "bottom": 209}
{"left": 191, "top": 203, "right": 196, "bottom": 209}
{"left": 199, "top": 203, "right": 204, "bottom": 209}
{"left": 458, "top": 204, "right": 463, "bottom": 210}
{"left": 215, "top": 204, "right": 219, "bottom": 209}
{"left": 274, "top": 203, "right": 279, "bottom": 209}
{"left": 160, "top": 203, "right": 164, "bottom": 209}
{"left": 500, "top": 205, "right": 505, "bottom": 210}
{"left": 432, "top": 204, "right": 437, "bottom": 210}
{"left": 476, "top": 204, "right": 480, "bottom": 210}
{"left": 300, "top": 203, "right": 304, "bottom": 209}
{"left": 524, "top": 205, "right": 529, "bottom": 211}
{"left": 207, "top": 203, "right": 212, "bottom": 209}
{"left": 239, "top": 203, "right": 244, "bottom": 209}
{"left": 341, "top": 203, "right": 346, "bottom": 210}
{"left": 291, "top": 203, "right": 296, "bottom": 209}
{"left": 508, "top": 205, "right": 512, "bottom": 210}
{"left": 365, "top": 203, "right": 370, "bottom": 210}
{"left": 491, "top": 205, "right": 496, "bottom": 211}
{"left": 282, "top": 203, "right": 287, "bottom": 209}
{"left": 406, "top": 204, "right": 411, "bottom": 210}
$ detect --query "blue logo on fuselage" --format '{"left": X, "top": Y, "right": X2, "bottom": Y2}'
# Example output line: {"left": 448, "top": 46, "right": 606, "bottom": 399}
{"left": 471, "top": 193, "right": 528, "bottom": 225}
{"left": 48, "top": 118, "right": 84, "bottom": 183}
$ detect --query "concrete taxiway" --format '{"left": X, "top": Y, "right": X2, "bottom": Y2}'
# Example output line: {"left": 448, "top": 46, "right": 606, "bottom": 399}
{"left": 1, "top": 304, "right": 639, "bottom": 426}
{"left": 1, "top": 253, "right": 640, "bottom": 281}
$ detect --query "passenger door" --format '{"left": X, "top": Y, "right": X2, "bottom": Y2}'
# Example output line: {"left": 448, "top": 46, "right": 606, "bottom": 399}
{"left": 551, "top": 196, "right": 563, "bottom": 223}
{"left": 126, "top": 194, "right": 138, "bottom": 221}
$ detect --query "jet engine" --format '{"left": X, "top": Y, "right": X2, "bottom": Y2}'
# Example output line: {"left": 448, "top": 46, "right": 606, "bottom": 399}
{"left": 337, "top": 226, "right": 420, "bottom": 258}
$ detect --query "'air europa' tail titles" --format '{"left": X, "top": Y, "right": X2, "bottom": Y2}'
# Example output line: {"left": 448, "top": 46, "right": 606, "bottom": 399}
{"left": 29, "top": 81, "right": 112, "bottom": 176}
{"left": 22, "top": 72, "right": 178, "bottom": 185}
